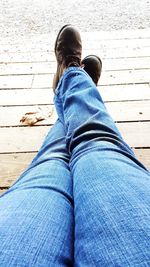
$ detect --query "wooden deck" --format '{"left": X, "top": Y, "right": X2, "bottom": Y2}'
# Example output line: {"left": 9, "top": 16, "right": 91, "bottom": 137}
{"left": 0, "top": 29, "right": 150, "bottom": 195}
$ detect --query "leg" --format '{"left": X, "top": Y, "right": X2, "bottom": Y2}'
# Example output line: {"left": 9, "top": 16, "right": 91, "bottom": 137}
{"left": 0, "top": 119, "right": 74, "bottom": 267}
{"left": 55, "top": 67, "right": 150, "bottom": 266}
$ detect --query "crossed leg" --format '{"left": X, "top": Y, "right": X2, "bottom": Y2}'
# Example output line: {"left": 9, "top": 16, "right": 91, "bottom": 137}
{"left": 55, "top": 66, "right": 150, "bottom": 266}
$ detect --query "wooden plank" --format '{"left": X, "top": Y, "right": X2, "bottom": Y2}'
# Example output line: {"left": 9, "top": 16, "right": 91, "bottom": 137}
{"left": 31, "top": 69, "right": 150, "bottom": 88}
{"left": 0, "top": 29, "right": 150, "bottom": 50}
{"left": 0, "top": 38, "right": 150, "bottom": 53}
{"left": 100, "top": 69, "right": 150, "bottom": 86}
{"left": 83, "top": 47, "right": 150, "bottom": 59}
{"left": 1, "top": 29, "right": 150, "bottom": 48}
{"left": 117, "top": 122, "right": 150, "bottom": 148}
{"left": 0, "top": 62, "right": 56, "bottom": 76}
{"left": 0, "top": 105, "right": 57, "bottom": 126}
{"left": 103, "top": 57, "right": 150, "bottom": 71}
{"left": 0, "top": 148, "right": 149, "bottom": 189}
{"left": 106, "top": 100, "right": 150, "bottom": 122}
{"left": 32, "top": 74, "right": 53, "bottom": 88}
{"left": 84, "top": 38, "right": 150, "bottom": 50}
{"left": 0, "top": 43, "right": 53, "bottom": 54}
{"left": 0, "top": 57, "right": 150, "bottom": 76}
{"left": 83, "top": 43, "right": 150, "bottom": 52}
{"left": 82, "top": 29, "right": 150, "bottom": 40}
{"left": 0, "top": 51, "right": 51, "bottom": 64}
{"left": 0, "top": 126, "right": 51, "bottom": 153}
{"left": 0, "top": 69, "right": 149, "bottom": 89}
{"left": 0, "top": 74, "right": 54, "bottom": 89}
{"left": 0, "top": 100, "right": 149, "bottom": 127}
{"left": 99, "top": 84, "right": 150, "bottom": 102}
{"left": 0, "top": 122, "right": 149, "bottom": 153}
{"left": 86, "top": 46, "right": 150, "bottom": 60}
{"left": 0, "top": 153, "right": 36, "bottom": 187}
{"left": 0, "top": 84, "right": 150, "bottom": 107}
{"left": 33, "top": 69, "right": 150, "bottom": 88}
{"left": 0, "top": 88, "right": 54, "bottom": 106}
{"left": 0, "top": 46, "right": 150, "bottom": 64}
{"left": 133, "top": 149, "right": 150, "bottom": 170}
{"left": 0, "top": 75, "right": 33, "bottom": 89}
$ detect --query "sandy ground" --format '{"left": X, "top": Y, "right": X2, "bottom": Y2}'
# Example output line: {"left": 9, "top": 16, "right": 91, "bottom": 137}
{"left": 0, "top": 0, "right": 150, "bottom": 40}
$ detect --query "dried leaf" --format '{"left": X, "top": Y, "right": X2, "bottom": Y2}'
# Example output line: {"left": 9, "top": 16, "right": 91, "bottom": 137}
{"left": 20, "top": 106, "right": 54, "bottom": 126}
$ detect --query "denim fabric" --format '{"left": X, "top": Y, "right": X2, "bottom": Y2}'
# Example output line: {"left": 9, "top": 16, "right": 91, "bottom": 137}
{"left": 0, "top": 120, "right": 74, "bottom": 266}
{"left": 0, "top": 67, "right": 150, "bottom": 266}
{"left": 55, "top": 67, "right": 150, "bottom": 266}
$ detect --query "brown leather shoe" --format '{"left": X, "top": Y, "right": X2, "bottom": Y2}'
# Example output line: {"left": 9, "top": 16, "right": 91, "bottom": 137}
{"left": 81, "top": 55, "right": 102, "bottom": 85}
{"left": 53, "top": 25, "right": 82, "bottom": 91}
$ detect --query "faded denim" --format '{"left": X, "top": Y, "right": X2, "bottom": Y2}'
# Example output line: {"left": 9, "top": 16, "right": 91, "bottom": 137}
{"left": 0, "top": 67, "right": 150, "bottom": 266}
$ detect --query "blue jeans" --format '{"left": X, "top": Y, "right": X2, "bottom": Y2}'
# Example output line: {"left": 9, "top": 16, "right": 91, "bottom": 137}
{"left": 0, "top": 67, "right": 150, "bottom": 266}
